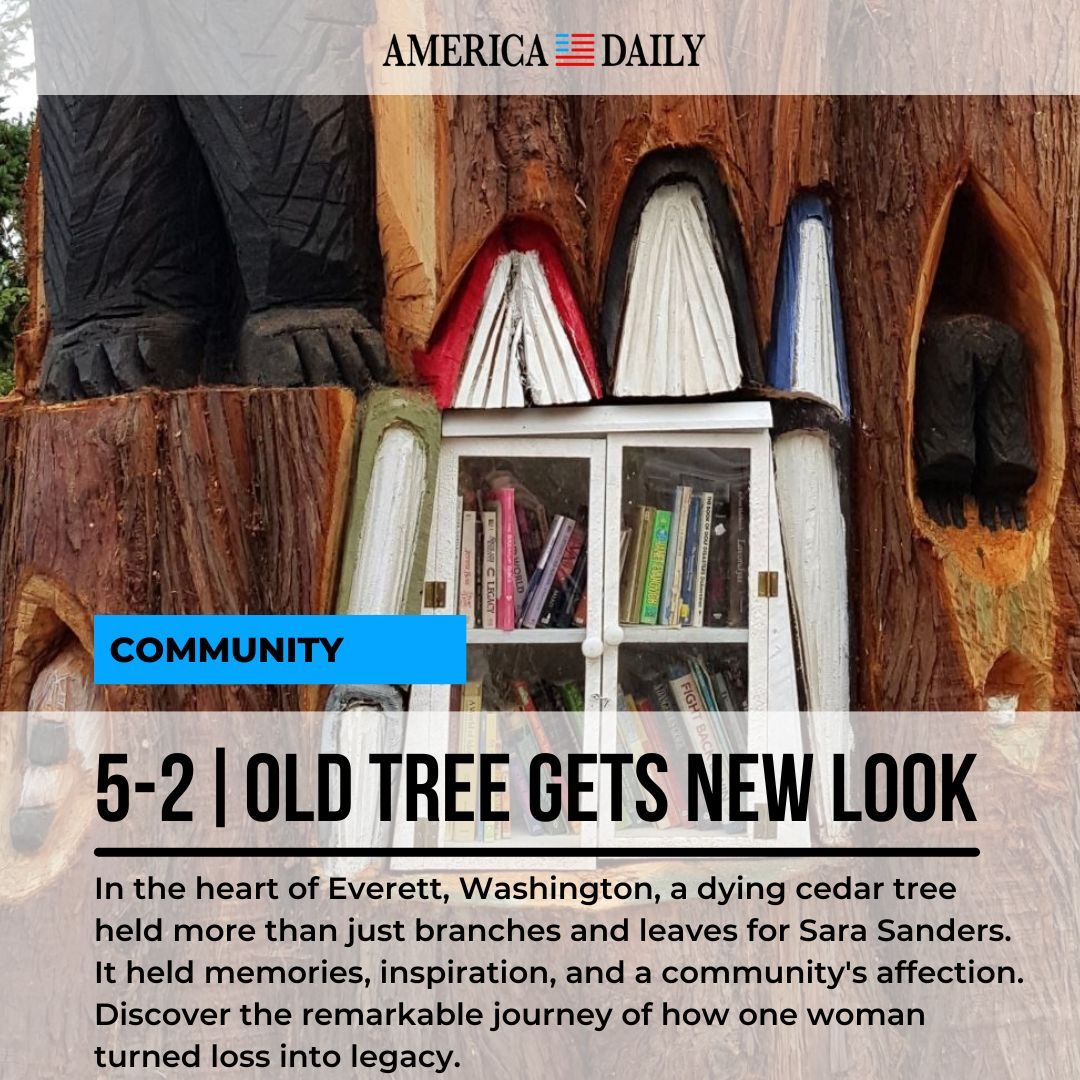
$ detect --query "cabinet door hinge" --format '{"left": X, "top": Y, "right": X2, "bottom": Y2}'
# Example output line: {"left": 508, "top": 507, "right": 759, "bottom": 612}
{"left": 757, "top": 570, "right": 779, "bottom": 598}
{"left": 423, "top": 581, "right": 448, "bottom": 609}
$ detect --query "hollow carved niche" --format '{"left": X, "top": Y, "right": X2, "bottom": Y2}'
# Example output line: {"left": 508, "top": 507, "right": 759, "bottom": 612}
{"left": 0, "top": 632, "right": 105, "bottom": 900}
{"left": 911, "top": 174, "right": 1060, "bottom": 538}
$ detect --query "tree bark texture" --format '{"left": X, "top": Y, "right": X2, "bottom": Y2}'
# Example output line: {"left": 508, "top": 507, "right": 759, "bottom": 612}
{"left": 4, "top": 93, "right": 1080, "bottom": 1079}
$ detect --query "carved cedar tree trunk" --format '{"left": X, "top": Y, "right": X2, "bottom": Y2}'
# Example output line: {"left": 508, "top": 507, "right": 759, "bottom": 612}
{"left": 831, "top": 95, "right": 1080, "bottom": 712}
{"left": 0, "top": 110, "right": 363, "bottom": 1076}
{"left": 4, "top": 93, "right": 1080, "bottom": 1077}
{"left": 831, "top": 95, "right": 1080, "bottom": 1078}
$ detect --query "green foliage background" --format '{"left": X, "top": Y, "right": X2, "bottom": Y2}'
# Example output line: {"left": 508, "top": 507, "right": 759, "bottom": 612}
{"left": 0, "top": 0, "right": 33, "bottom": 395}
{"left": 0, "top": 101, "right": 30, "bottom": 395}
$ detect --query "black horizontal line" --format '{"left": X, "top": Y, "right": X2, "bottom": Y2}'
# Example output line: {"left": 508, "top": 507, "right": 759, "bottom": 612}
{"left": 94, "top": 846, "right": 979, "bottom": 859}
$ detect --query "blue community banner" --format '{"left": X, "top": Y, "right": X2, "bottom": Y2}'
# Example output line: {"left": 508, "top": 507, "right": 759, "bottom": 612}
{"left": 93, "top": 615, "right": 466, "bottom": 685}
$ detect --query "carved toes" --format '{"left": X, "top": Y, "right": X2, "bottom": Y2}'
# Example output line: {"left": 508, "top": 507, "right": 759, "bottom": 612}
{"left": 921, "top": 487, "right": 969, "bottom": 529}
{"left": 237, "top": 306, "right": 391, "bottom": 396}
{"left": 979, "top": 493, "right": 1028, "bottom": 531}
{"left": 41, "top": 315, "right": 208, "bottom": 402}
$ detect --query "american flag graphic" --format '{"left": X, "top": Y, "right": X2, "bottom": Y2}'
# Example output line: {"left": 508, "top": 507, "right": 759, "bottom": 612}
{"left": 554, "top": 33, "right": 595, "bottom": 67}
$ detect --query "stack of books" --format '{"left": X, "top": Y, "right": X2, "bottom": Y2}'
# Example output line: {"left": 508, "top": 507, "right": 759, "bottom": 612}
{"left": 615, "top": 653, "right": 747, "bottom": 832}
{"left": 447, "top": 676, "right": 585, "bottom": 841}
{"left": 619, "top": 481, "right": 748, "bottom": 628}
{"left": 457, "top": 472, "right": 587, "bottom": 630}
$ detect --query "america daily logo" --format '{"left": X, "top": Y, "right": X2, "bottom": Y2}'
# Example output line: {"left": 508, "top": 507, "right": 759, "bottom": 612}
{"left": 382, "top": 33, "right": 706, "bottom": 69}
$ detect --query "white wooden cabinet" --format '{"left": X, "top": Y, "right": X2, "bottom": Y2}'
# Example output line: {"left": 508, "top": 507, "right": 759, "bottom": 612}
{"left": 395, "top": 402, "right": 808, "bottom": 868}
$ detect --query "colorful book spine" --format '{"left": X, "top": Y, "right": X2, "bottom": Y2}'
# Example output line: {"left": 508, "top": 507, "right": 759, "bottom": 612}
{"left": 615, "top": 722, "right": 644, "bottom": 827}
{"left": 538, "top": 521, "right": 585, "bottom": 627}
{"left": 531, "top": 680, "right": 560, "bottom": 714}
{"left": 572, "top": 587, "right": 588, "bottom": 627}
{"left": 512, "top": 514, "right": 529, "bottom": 617}
{"left": 636, "top": 702, "right": 684, "bottom": 827}
{"left": 516, "top": 504, "right": 542, "bottom": 576}
{"left": 659, "top": 487, "right": 686, "bottom": 626}
{"left": 679, "top": 494, "right": 702, "bottom": 626}
{"left": 554, "top": 546, "right": 587, "bottom": 628}
{"left": 728, "top": 481, "right": 749, "bottom": 627}
{"left": 690, "top": 655, "right": 721, "bottom": 714}
{"left": 649, "top": 678, "right": 677, "bottom": 713}
{"left": 480, "top": 508, "right": 498, "bottom": 630}
{"left": 556, "top": 680, "right": 586, "bottom": 716}
{"left": 505, "top": 715, "right": 564, "bottom": 836}
{"left": 711, "top": 665, "right": 748, "bottom": 755}
{"left": 669, "top": 667, "right": 721, "bottom": 755}
{"left": 619, "top": 505, "right": 653, "bottom": 625}
{"left": 545, "top": 703, "right": 583, "bottom": 834}
{"left": 691, "top": 491, "right": 714, "bottom": 627}
{"left": 639, "top": 510, "right": 672, "bottom": 624}
{"left": 458, "top": 508, "right": 477, "bottom": 626}
{"left": 522, "top": 517, "right": 574, "bottom": 628}
{"left": 454, "top": 689, "right": 483, "bottom": 842}
{"left": 626, "top": 708, "right": 676, "bottom": 830}
{"left": 507, "top": 752, "right": 543, "bottom": 836}
{"left": 447, "top": 687, "right": 461, "bottom": 827}
{"left": 519, "top": 514, "right": 565, "bottom": 625}
{"left": 494, "top": 488, "right": 517, "bottom": 629}
{"left": 483, "top": 711, "right": 498, "bottom": 842}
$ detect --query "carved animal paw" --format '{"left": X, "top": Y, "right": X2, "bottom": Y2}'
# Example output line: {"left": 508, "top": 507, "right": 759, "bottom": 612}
{"left": 978, "top": 492, "right": 1028, "bottom": 531}
{"left": 237, "top": 306, "right": 390, "bottom": 396}
{"left": 40, "top": 314, "right": 208, "bottom": 402}
{"left": 920, "top": 486, "right": 968, "bottom": 529}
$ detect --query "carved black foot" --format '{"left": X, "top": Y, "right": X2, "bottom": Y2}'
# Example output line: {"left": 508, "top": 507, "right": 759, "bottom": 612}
{"left": 978, "top": 493, "right": 1028, "bottom": 531}
{"left": 41, "top": 314, "right": 208, "bottom": 402}
{"left": 237, "top": 306, "right": 390, "bottom": 396}
{"left": 920, "top": 486, "right": 969, "bottom": 529}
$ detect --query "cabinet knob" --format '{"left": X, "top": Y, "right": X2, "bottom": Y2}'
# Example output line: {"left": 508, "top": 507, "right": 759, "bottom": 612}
{"left": 603, "top": 625, "right": 624, "bottom": 647}
{"left": 581, "top": 636, "right": 604, "bottom": 659}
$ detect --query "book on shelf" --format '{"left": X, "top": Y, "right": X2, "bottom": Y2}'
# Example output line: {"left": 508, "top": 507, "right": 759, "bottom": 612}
{"left": 457, "top": 465, "right": 590, "bottom": 632}
{"left": 619, "top": 504, "right": 653, "bottom": 625}
{"left": 537, "top": 517, "right": 585, "bottom": 627}
{"left": 637, "top": 700, "right": 692, "bottom": 824}
{"left": 728, "top": 480, "right": 749, "bottom": 627}
{"left": 613, "top": 712, "right": 644, "bottom": 829}
{"left": 632, "top": 700, "right": 683, "bottom": 829}
{"left": 678, "top": 494, "right": 702, "bottom": 626}
{"left": 521, "top": 516, "right": 575, "bottom": 628}
{"left": 480, "top": 509, "right": 498, "bottom": 630}
{"left": 572, "top": 585, "right": 587, "bottom": 628}
{"left": 621, "top": 475, "right": 747, "bottom": 628}
{"left": 617, "top": 651, "right": 748, "bottom": 834}
{"left": 691, "top": 491, "right": 714, "bottom": 627}
{"left": 506, "top": 725, "right": 544, "bottom": 837}
{"left": 639, "top": 509, "right": 672, "bottom": 624}
{"left": 619, "top": 527, "right": 632, "bottom": 575}
{"left": 457, "top": 507, "right": 477, "bottom": 624}
{"left": 449, "top": 673, "right": 586, "bottom": 840}
{"left": 491, "top": 487, "right": 517, "bottom": 629}
{"left": 551, "top": 544, "right": 587, "bottom": 629}
{"left": 452, "top": 685, "right": 483, "bottom": 842}
{"left": 659, "top": 484, "right": 692, "bottom": 626}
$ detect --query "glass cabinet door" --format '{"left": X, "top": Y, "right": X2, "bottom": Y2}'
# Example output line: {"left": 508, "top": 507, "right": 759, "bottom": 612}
{"left": 398, "top": 410, "right": 788, "bottom": 866}
{"left": 407, "top": 435, "right": 604, "bottom": 863}
{"left": 598, "top": 430, "right": 772, "bottom": 848}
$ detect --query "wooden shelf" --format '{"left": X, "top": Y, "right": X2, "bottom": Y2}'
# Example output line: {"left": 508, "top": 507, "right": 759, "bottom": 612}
{"left": 618, "top": 625, "right": 749, "bottom": 645}
{"left": 467, "top": 628, "right": 586, "bottom": 645}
